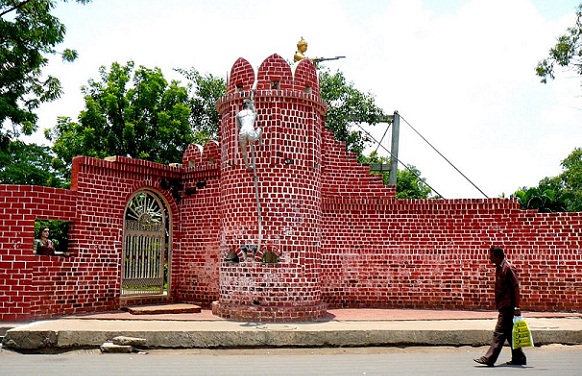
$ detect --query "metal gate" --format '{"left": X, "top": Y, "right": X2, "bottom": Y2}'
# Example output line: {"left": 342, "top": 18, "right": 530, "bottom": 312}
{"left": 121, "top": 191, "right": 168, "bottom": 296}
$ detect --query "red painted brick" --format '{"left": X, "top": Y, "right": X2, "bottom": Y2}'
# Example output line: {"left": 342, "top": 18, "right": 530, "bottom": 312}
{"left": 1, "top": 55, "right": 581, "bottom": 322}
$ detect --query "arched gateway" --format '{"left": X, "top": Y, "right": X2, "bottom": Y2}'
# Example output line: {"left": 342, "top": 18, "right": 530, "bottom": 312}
{"left": 121, "top": 190, "right": 171, "bottom": 297}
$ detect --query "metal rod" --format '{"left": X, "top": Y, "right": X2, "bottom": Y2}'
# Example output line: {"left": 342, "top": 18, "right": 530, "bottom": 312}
{"left": 389, "top": 111, "right": 400, "bottom": 185}
{"left": 251, "top": 143, "right": 262, "bottom": 256}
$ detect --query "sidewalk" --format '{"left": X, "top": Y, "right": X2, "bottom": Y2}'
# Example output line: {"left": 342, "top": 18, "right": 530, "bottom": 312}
{"left": 2, "top": 306, "right": 581, "bottom": 353}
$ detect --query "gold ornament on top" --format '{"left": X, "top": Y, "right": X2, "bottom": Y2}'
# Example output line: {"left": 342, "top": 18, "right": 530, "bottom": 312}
{"left": 293, "top": 37, "right": 346, "bottom": 64}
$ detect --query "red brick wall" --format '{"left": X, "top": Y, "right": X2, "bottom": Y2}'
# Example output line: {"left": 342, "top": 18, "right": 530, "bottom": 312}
{"left": 1, "top": 53, "right": 581, "bottom": 322}
{"left": 320, "top": 197, "right": 582, "bottom": 312}
{"left": 321, "top": 129, "right": 396, "bottom": 198}
{"left": 0, "top": 156, "right": 194, "bottom": 321}
{"left": 0, "top": 185, "right": 77, "bottom": 320}
{"left": 172, "top": 166, "right": 221, "bottom": 307}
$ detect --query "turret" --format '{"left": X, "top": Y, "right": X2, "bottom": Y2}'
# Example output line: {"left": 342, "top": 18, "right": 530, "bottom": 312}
{"left": 212, "top": 54, "right": 328, "bottom": 322}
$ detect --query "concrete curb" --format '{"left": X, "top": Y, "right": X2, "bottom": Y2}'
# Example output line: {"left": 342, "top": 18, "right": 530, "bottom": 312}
{"left": 3, "top": 317, "right": 581, "bottom": 353}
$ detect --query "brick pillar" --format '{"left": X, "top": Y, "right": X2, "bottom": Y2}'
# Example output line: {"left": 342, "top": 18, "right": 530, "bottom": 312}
{"left": 212, "top": 55, "right": 328, "bottom": 322}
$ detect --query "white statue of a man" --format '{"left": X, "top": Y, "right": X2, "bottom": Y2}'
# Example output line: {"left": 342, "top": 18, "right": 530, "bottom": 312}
{"left": 236, "top": 98, "right": 262, "bottom": 168}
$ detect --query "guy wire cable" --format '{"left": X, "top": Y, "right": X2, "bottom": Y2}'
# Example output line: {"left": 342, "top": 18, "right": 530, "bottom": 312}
{"left": 398, "top": 114, "right": 489, "bottom": 198}
{"left": 353, "top": 122, "right": 443, "bottom": 198}
{"left": 374, "top": 121, "right": 391, "bottom": 154}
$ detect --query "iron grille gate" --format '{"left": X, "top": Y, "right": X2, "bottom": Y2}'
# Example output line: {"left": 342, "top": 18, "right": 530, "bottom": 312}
{"left": 122, "top": 191, "right": 167, "bottom": 296}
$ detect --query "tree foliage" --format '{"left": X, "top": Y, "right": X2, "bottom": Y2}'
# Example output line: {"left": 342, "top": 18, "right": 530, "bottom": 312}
{"left": 0, "top": 139, "right": 64, "bottom": 186}
{"left": 512, "top": 147, "right": 582, "bottom": 212}
{"left": 512, "top": 185, "right": 569, "bottom": 213}
{"left": 360, "top": 151, "right": 433, "bottom": 199}
{"left": 43, "top": 57, "right": 411, "bottom": 190}
{"left": 174, "top": 67, "right": 226, "bottom": 144}
{"left": 0, "top": 0, "right": 90, "bottom": 146}
{"left": 46, "top": 61, "right": 194, "bottom": 176}
{"left": 532, "top": 7, "right": 582, "bottom": 211}
{"left": 560, "top": 147, "right": 582, "bottom": 211}
{"left": 536, "top": 4, "right": 582, "bottom": 83}
{"left": 319, "top": 68, "right": 388, "bottom": 157}
{"left": 396, "top": 165, "right": 434, "bottom": 199}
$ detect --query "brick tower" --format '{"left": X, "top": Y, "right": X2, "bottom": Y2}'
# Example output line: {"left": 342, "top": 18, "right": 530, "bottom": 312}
{"left": 211, "top": 54, "right": 328, "bottom": 321}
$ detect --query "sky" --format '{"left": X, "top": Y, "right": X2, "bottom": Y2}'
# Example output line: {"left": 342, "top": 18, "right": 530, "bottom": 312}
{"left": 26, "top": 0, "right": 582, "bottom": 199}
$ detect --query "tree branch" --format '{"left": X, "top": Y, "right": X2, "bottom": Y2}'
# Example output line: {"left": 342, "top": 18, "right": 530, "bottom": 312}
{"left": 0, "top": 0, "right": 35, "bottom": 18}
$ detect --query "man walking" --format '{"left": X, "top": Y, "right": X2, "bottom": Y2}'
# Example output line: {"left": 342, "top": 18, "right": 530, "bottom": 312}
{"left": 474, "top": 246, "right": 527, "bottom": 367}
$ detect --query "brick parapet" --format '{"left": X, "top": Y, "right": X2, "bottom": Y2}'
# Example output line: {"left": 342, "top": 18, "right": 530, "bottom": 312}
{"left": 321, "top": 128, "right": 396, "bottom": 198}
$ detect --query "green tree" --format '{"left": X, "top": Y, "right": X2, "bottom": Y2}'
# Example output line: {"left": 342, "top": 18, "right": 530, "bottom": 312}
{"left": 534, "top": 6, "right": 582, "bottom": 211}
{"left": 512, "top": 147, "right": 581, "bottom": 212}
{"left": 174, "top": 67, "right": 226, "bottom": 144}
{"left": 0, "top": 0, "right": 90, "bottom": 146}
{"left": 0, "top": 139, "right": 64, "bottom": 186}
{"left": 361, "top": 151, "right": 433, "bottom": 199}
{"left": 396, "top": 166, "right": 434, "bottom": 199}
{"left": 560, "top": 147, "right": 582, "bottom": 211}
{"left": 47, "top": 63, "right": 392, "bottom": 186}
{"left": 319, "top": 68, "right": 388, "bottom": 157}
{"left": 512, "top": 186, "right": 568, "bottom": 213}
{"left": 46, "top": 61, "right": 194, "bottom": 176}
{"left": 536, "top": 4, "right": 582, "bottom": 83}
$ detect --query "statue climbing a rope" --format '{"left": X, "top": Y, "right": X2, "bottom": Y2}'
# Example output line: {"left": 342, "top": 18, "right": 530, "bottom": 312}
{"left": 236, "top": 97, "right": 264, "bottom": 253}
{"left": 236, "top": 98, "right": 262, "bottom": 169}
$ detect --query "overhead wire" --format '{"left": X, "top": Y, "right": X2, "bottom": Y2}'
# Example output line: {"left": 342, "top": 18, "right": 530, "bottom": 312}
{"left": 353, "top": 122, "right": 444, "bottom": 198}
{"left": 397, "top": 114, "right": 489, "bottom": 198}
{"left": 373, "top": 121, "right": 391, "bottom": 154}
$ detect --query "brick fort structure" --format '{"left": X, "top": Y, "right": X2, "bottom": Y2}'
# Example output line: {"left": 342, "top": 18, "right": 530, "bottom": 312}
{"left": 1, "top": 54, "right": 581, "bottom": 322}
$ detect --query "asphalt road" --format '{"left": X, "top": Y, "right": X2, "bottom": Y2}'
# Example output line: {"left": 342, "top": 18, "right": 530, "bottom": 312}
{"left": 1, "top": 345, "right": 581, "bottom": 375}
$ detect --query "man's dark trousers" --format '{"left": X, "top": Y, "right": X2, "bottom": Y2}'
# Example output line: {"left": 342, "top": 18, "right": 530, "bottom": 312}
{"left": 484, "top": 309, "right": 527, "bottom": 364}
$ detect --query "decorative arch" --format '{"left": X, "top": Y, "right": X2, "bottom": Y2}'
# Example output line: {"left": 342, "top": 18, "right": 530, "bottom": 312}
{"left": 294, "top": 58, "right": 320, "bottom": 96}
{"left": 256, "top": 53, "right": 293, "bottom": 91}
{"left": 121, "top": 189, "right": 172, "bottom": 298}
{"left": 182, "top": 143, "right": 203, "bottom": 167}
{"left": 227, "top": 57, "right": 255, "bottom": 94}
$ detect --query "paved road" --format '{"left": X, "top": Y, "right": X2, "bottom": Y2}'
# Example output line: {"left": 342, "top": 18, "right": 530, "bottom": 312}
{"left": 1, "top": 345, "right": 581, "bottom": 375}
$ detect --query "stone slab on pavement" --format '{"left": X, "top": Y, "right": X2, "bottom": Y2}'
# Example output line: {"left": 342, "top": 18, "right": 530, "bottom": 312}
{"left": 100, "top": 342, "right": 134, "bottom": 353}
{"left": 111, "top": 335, "right": 147, "bottom": 346}
{"left": 121, "top": 303, "right": 202, "bottom": 315}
